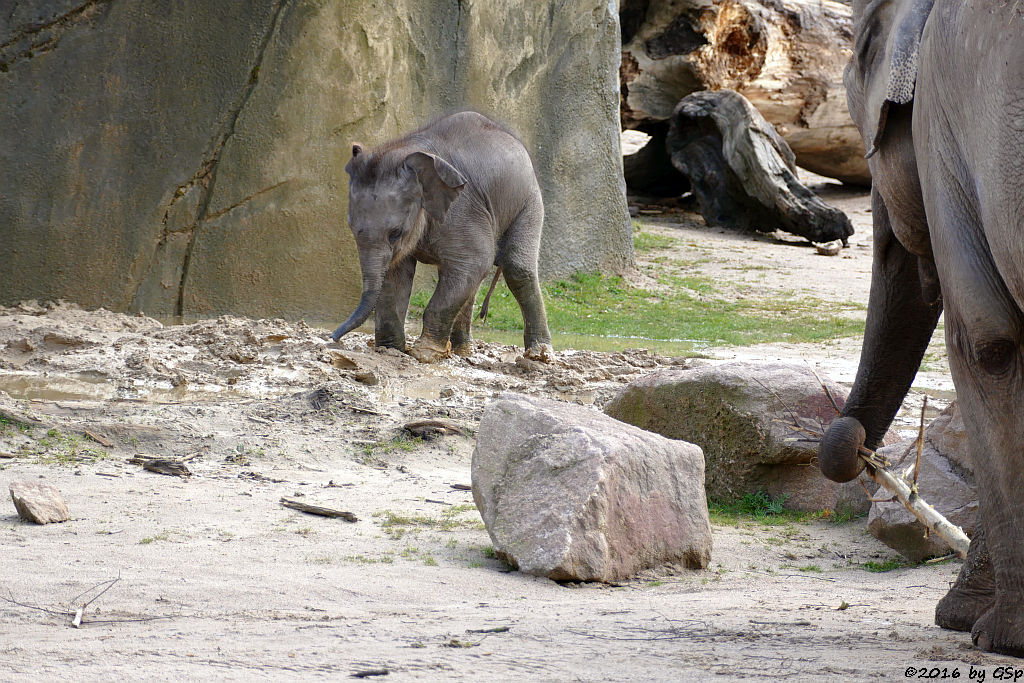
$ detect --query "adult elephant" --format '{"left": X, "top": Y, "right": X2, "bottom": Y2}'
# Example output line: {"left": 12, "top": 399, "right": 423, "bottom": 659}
{"left": 817, "top": 0, "right": 1024, "bottom": 656}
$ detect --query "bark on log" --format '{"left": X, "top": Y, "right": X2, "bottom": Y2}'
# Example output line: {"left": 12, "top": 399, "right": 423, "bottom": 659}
{"left": 666, "top": 90, "right": 853, "bottom": 244}
{"left": 620, "top": 0, "right": 869, "bottom": 185}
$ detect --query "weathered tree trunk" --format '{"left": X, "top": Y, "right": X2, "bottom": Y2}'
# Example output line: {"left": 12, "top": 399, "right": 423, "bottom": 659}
{"left": 620, "top": 0, "right": 869, "bottom": 185}
{"left": 666, "top": 90, "right": 854, "bottom": 244}
{"left": 622, "top": 123, "right": 690, "bottom": 197}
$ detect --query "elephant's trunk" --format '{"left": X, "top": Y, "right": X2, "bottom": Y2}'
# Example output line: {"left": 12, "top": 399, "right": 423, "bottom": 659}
{"left": 330, "top": 287, "right": 380, "bottom": 341}
{"left": 816, "top": 189, "right": 942, "bottom": 483}
{"left": 818, "top": 416, "right": 867, "bottom": 482}
{"left": 330, "top": 248, "right": 388, "bottom": 342}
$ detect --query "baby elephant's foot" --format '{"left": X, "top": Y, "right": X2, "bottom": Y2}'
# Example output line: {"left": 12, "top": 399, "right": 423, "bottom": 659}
{"left": 452, "top": 341, "right": 475, "bottom": 358}
{"left": 409, "top": 336, "right": 452, "bottom": 363}
{"left": 524, "top": 342, "right": 554, "bottom": 363}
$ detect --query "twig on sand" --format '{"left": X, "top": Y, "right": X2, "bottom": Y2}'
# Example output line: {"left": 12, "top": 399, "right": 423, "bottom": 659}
{"left": 1, "top": 576, "right": 173, "bottom": 627}
{"left": 280, "top": 497, "right": 358, "bottom": 522}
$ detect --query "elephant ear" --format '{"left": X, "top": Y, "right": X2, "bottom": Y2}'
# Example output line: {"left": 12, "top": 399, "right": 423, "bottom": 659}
{"left": 344, "top": 143, "right": 364, "bottom": 176}
{"left": 403, "top": 151, "right": 467, "bottom": 222}
{"left": 850, "top": 0, "right": 935, "bottom": 158}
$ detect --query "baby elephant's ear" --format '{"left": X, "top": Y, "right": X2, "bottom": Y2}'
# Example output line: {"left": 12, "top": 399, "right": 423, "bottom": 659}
{"left": 404, "top": 151, "right": 467, "bottom": 222}
{"left": 344, "top": 143, "right": 364, "bottom": 175}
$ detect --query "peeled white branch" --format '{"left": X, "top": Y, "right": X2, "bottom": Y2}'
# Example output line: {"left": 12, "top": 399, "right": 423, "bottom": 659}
{"left": 860, "top": 456, "right": 971, "bottom": 559}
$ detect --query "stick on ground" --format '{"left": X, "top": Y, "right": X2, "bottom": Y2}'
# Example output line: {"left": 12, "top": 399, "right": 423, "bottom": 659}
{"left": 280, "top": 497, "right": 358, "bottom": 522}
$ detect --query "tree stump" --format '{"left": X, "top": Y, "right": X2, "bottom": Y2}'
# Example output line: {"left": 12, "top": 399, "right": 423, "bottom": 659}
{"left": 620, "top": 0, "right": 869, "bottom": 185}
{"left": 666, "top": 90, "right": 853, "bottom": 244}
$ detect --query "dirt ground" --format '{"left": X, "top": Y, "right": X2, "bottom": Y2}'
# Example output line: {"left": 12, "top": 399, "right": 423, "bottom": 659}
{"left": 1, "top": 180, "right": 1019, "bottom": 680}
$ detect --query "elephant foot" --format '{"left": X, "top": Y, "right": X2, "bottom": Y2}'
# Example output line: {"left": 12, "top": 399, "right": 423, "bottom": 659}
{"left": 452, "top": 341, "right": 475, "bottom": 358}
{"left": 936, "top": 585, "right": 995, "bottom": 633}
{"left": 524, "top": 342, "right": 554, "bottom": 363}
{"left": 936, "top": 526, "right": 994, "bottom": 633}
{"left": 972, "top": 602, "right": 1024, "bottom": 657}
{"left": 409, "top": 336, "right": 452, "bottom": 363}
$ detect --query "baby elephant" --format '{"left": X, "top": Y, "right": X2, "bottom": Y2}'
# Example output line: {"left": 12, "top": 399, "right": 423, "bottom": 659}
{"left": 330, "top": 111, "right": 553, "bottom": 363}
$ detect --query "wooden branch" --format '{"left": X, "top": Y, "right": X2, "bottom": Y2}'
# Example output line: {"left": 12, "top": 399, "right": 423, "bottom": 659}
{"left": 128, "top": 455, "right": 192, "bottom": 478}
{"left": 861, "top": 463, "right": 970, "bottom": 559}
{"left": 280, "top": 497, "right": 358, "bottom": 522}
{"left": 403, "top": 419, "right": 464, "bottom": 438}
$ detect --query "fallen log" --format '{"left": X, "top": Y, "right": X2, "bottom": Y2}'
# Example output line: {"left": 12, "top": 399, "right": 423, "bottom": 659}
{"left": 280, "top": 497, "right": 358, "bottom": 522}
{"left": 665, "top": 89, "right": 853, "bottom": 244}
{"left": 620, "top": 0, "right": 869, "bottom": 185}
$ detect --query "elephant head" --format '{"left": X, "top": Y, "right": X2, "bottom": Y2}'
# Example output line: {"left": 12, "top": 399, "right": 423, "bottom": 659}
{"left": 817, "top": 0, "right": 941, "bottom": 482}
{"left": 330, "top": 144, "right": 467, "bottom": 342}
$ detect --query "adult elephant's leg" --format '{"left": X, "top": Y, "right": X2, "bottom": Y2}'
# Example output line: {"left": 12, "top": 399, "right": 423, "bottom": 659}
{"left": 818, "top": 188, "right": 943, "bottom": 482}
{"left": 923, "top": 152, "right": 1024, "bottom": 656}
{"left": 936, "top": 525, "right": 994, "bottom": 632}
{"left": 939, "top": 267, "right": 1024, "bottom": 656}
{"left": 374, "top": 257, "right": 416, "bottom": 350}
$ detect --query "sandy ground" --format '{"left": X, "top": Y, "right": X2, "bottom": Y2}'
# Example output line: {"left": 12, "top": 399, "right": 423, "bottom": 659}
{"left": 1, "top": 182, "right": 1019, "bottom": 680}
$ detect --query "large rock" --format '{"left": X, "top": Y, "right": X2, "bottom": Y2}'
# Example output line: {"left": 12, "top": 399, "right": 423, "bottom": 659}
{"left": 604, "top": 361, "right": 870, "bottom": 512}
{"left": 0, "top": 1, "right": 631, "bottom": 321}
{"left": 10, "top": 480, "right": 70, "bottom": 524}
{"left": 620, "top": 0, "right": 870, "bottom": 185}
{"left": 868, "top": 401, "right": 977, "bottom": 562}
{"left": 473, "top": 394, "right": 712, "bottom": 582}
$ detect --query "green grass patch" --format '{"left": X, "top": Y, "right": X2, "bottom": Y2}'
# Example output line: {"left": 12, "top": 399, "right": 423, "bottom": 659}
{"left": 708, "top": 491, "right": 812, "bottom": 526}
{"left": 374, "top": 504, "right": 482, "bottom": 539}
{"left": 633, "top": 229, "right": 680, "bottom": 254}
{"left": 411, "top": 269, "right": 863, "bottom": 355}
{"left": 862, "top": 557, "right": 907, "bottom": 573}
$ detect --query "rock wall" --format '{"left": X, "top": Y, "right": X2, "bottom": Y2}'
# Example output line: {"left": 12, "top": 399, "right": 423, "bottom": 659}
{"left": 0, "top": 0, "right": 631, "bottom": 323}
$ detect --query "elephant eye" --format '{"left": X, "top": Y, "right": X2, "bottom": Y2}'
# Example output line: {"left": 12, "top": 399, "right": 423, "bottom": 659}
{"left": 387, "top": 228, "right": 402, "bottom": 244}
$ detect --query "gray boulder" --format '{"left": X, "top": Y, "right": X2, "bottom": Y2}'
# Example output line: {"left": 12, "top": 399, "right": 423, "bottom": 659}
{"left": 0, "top": 1, "right": 630, "bottom": 319}
{"left": 604, "top": 361, "right": 871, "bottom": 512}
{"left": 473, "top": 394, "right": 712, "bottom": 582}
{"left": 10, "top": 480, "right": 70, "bottom": 524}
{"left": 868, "top": 401, "right": 977, "bottom": 562}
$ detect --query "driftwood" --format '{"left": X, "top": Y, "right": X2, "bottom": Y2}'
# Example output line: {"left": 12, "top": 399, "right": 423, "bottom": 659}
{"left": 403, "top": 419, "right": 464, "bottom": 439}
{"left": 620, "top": 0, "right": 869, "bottom": 185}
{"left": 280, "top": 497, "right": 358, "bottom": 522}
{"left": 665, "top": 90, "right": 853, "bottom": 244}
{"left": 129, "top": 455, "right": 192, "bottom": 478}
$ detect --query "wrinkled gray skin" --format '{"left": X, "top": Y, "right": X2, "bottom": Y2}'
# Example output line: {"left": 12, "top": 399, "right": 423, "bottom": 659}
{"left": 331, "top": 112, "right": 552, "bottom": 363}
{"left": 818, "top": 0, "right": 1024, "bottom": 656}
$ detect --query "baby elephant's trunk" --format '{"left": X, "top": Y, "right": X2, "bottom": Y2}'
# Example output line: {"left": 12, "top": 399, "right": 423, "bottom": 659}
{"left": 330, "top": 287, "right": 379, "bottom": 341}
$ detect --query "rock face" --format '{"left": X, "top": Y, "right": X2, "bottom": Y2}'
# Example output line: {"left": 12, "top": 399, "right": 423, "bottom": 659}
{"left": 604, "top": 361, "right": 869, "bottom": 512}
{"left": 868, "top": 402, "right": 977, "bottom": 562}
{"left": 10, "top": 480, "right": 70, "bottom": 524}
{"left": 0, "top": 1, "right": 631, "bottom": 321}
{"left": 666, "top": 90, "right": 853, "bottom": 244}
{"left": 620, "top": 0, "right": 870, "bottom": 185}
{"left": 473, "top": 394, "right": 712, "bottom": 582}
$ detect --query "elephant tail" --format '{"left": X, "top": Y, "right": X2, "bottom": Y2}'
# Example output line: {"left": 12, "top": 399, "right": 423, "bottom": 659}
{"left": 478, "top": 267, "right": 503, "bottom": 320}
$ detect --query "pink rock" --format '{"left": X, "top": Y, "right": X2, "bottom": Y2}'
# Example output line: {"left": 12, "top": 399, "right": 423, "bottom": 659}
{"left": 473, "top": 394, "right": 711, "bottom": 582}
{"left": 10, "top": 480, "right": 70, "bottom": 524}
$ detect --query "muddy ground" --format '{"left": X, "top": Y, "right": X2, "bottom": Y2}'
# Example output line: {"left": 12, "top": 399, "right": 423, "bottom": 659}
{"left": 1, "top": 180, "right": 1018, "bottom": 680}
